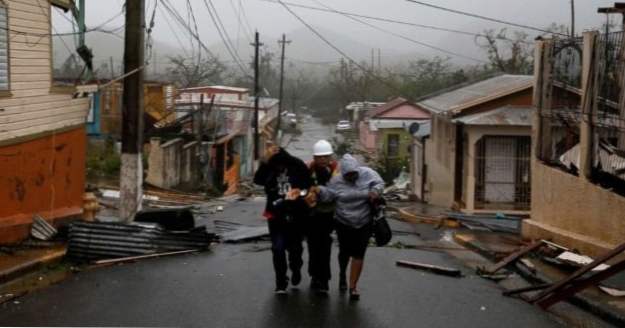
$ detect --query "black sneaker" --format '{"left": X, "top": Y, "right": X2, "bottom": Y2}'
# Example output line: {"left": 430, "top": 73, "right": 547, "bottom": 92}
{"left": 291, "top": 270, "right": 301, "bottom": 286}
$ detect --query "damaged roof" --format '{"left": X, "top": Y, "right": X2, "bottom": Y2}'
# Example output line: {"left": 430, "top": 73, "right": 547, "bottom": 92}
{"left": 452, "top": 106, "right": 533, "bottom": 126}
{"left": 417, "top": 75, "right": 533, "bottom": 115}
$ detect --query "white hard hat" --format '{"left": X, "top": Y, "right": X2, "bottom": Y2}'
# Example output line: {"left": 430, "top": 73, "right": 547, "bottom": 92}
{"left": 313, "top": 140, "right": 334, "bottom": 156}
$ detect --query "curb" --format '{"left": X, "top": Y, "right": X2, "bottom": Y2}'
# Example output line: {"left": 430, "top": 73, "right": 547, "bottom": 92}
{"left": 453, "top": 232, "right": 625, "bottom": 327}
{"left": 0, "top": 248, "right": 66, "bottom": 285}
{"left": 397, "top": 207, "right": 461, "bottom": 228}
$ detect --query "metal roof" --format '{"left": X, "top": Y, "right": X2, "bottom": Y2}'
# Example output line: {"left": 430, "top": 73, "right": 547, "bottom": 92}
{"left": 452, "top": 106, "right": 533, "bottom": 126}
{"left": 417, "top": 75, "right": 533, "bottom": 114}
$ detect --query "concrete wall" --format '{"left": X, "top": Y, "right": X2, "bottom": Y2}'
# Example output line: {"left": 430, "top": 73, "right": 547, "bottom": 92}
{"left": 147, "top": 138, "right": 200, "bottom": 189}
{"left": 0, "top": 126, "right": 86, "bottom": 243}
{"left": 463, "top": 125, "right": 531, "bottom": 214}
{"left": 426, "top": 116, "right": 457, "bottom": 208}
{"left": 359, "top": 121, "right": 377, "bottom": 151}
{"left": 523, "top": 162, "right": 625, "bottom": 257}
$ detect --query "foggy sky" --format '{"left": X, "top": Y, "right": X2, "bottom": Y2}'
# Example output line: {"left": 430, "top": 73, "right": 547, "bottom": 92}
{"left": 53, "top": 0, "right": 615, "bottom": 64}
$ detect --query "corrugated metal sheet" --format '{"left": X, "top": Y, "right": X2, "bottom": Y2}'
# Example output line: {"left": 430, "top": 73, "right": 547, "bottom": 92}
{"left": 452, "top": 106, "right": 533, "bottom": 126}
{"left": 67, "top": 221, "right": 213, "bottom": 262}
{"left": 418, "top": 75, "right": 533, "bottom": 114}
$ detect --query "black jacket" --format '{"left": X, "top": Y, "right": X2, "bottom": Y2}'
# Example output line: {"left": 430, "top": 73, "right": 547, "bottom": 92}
{"left": 253, "top": 148, "right": 312, "bottom": 217}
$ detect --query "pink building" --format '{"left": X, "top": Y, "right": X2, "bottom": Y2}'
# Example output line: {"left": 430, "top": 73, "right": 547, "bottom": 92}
{"left": 359, "top": 97, "right": 431, "bottom": 153}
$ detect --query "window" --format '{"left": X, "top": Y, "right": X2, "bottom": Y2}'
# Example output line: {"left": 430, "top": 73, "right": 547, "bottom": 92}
{"left": 0, "top": 2, "right": 9, "bottom": 91}
{"left": 387, "top": 134, "right": 400, "bottom": 157}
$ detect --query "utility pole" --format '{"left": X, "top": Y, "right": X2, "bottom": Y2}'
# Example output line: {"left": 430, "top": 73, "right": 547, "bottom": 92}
{"left": 119, "top": 0, "right": 145, "bottom": 222}
{"left": 570, "top": 0, "right": 575, "bottom": 38}
{"left": 252, "top": 31, "right": 263, "bottom": 160}
{"left": 277, "top": 34, "right": 291, "bottom": 142}
{"left": 109, "top": 56, "right": 115, "bottom": 80}
{"left": 378, "top": 48, "right": 382, "bottom": 72}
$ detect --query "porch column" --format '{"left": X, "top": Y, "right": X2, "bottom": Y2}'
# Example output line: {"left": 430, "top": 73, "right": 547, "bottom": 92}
{"left": 579, "top": 31, "right": 600, "bottom": 180}
{"left": 465, "top": 131, "right": 477, "bottom": 213}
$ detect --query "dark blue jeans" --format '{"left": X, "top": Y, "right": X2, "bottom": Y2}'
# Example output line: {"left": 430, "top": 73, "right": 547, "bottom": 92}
{"left": 268, "top": 216, "right": 304, "bottom": 288}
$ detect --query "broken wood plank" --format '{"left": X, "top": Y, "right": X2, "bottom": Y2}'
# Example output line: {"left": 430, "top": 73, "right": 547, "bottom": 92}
{"left": 531, "top": 241, "right": 625, "bottom": 307}
{"left": 503, "top": 283, "right": 553, "bottom": 296}
{"left": 93, "top": 249, "right": 200, "bottom": 266}
{"left": 484, "top": 240, "right": 544, "bottom": 274}
{"left": 536, "top": 257, "right": 625, "bottom": 309}
{"left": 396, "top": 260, "right": 462, "bottom": 277}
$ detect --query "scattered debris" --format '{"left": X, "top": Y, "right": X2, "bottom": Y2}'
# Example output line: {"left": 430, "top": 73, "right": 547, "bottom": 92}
{"left": 67, "top": 221, "right": 214, "bottom": 262}
{"left": 476, "top": 266, "right": 511, "bottom": 281}
{"left": 135, "top": 208, "right": 195, "bottom": 231}
{"left": 30, "top": 215, "right": 58, "bottom": 241}
{"left": 446, "top": 212, "right": 523, "bottom": 234}
{"left": 396, "top": 260, "right": 462, "bottom": 277}
{"left": 101, "top": 189, "right": 160, "bottom": 202}
{"left": 503, "top": 283, "right": 553, "bottom": 297}
{"left": 530, "top": 241, "right": 625, "bottom": 309}
{"left": 555, "top": 251, "right": 610, "bottom": 272}
{"left": 483, "top": 240, "right": 544, "bottom": 274}
{"left": 92, "top": 249, "right": 200, "bottom": 266}
{"left": 213, "top": 220, "right": 269, "bottom": 243}
{"left": 598, "top": 286, "right": 625, "bottom": 297}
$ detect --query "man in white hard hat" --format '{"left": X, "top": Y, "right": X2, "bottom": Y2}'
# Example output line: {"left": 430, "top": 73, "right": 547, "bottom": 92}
{"left": 304, "top": 140, "right": 339, "bottom": 293}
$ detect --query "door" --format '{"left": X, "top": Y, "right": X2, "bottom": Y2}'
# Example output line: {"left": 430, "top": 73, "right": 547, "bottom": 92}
{"left": 484, "top": 137, "right": 516, "bottom": 203}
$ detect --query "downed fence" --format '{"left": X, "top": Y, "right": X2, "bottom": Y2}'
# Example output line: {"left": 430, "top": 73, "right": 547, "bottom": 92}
{"left": 67, "top": 221, "right": 215, "bottom": 262}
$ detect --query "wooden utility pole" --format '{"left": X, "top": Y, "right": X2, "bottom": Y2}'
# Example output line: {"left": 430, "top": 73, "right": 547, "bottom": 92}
{"left": 277, "top": 34, "right": 291, "bottom": 141}
{"left": 119, "top": 0, "right": 145, "bottom": 221}
{"left": 252, "top": 31, "right": 262, "bottom": 160}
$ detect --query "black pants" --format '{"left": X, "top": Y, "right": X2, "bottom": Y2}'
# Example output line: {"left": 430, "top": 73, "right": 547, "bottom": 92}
{"left": 306, "top": 211, "right": 334, "bottom": 282}
{"left": 267, "top": 216, "right": 304, "bottom": 287}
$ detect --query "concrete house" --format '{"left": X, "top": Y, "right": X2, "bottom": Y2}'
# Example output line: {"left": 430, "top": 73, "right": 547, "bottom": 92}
{"left": 359, "top": 97, "right": 430, "bottom": 156}
{"left": 418, "top": 75, "right": 534, "bottom": 214}
{"left": 0, "top": 0, "right": 91, "bottom": 243}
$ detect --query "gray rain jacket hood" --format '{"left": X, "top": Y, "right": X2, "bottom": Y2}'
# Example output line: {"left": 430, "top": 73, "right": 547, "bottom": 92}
{"left": 318, "top": 154, "right": 385, "bottom": 228}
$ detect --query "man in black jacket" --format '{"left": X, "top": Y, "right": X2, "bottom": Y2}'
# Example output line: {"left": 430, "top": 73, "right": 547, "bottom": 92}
{"left": 254, "top": 144, "right": 312, "bottom": 294}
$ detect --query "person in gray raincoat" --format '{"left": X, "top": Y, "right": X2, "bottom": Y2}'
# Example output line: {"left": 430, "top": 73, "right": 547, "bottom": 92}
{"left": 310, "top": 154, "right": 384, "bottom": 300}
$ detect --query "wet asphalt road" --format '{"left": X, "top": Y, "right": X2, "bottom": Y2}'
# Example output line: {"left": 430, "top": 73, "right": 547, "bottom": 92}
{"left": 0, "top": 120, "right": 564, "bottom": 327}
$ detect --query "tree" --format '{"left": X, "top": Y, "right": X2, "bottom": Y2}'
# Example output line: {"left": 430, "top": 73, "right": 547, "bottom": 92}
{"left": 284, "top": 69, "right": 314, "bottom": 113}
{"left": 167, "top": 55, "right": 226, "bottom": 88}
{"left": 475, "top": 28, "right": 533, "bottom": 74}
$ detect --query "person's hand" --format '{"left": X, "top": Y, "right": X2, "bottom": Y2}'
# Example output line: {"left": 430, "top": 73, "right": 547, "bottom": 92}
{"left": 304, "top": 189, "right": 318, "bottom": 207}
{"left": 368, "top": 191, "right": 380, "bottom": 202}
{"left": 286, "top": 188, "right": 301, "bottom": 200}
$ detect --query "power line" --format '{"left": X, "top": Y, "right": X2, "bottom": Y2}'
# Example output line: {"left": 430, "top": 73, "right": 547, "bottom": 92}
{"left": 258, "top": 0, "right": 529, "bottom": 44}
{"left": 157, "top": 5, "right": 191, "bottom": 58}
{"left": 201, "top": 0, "right": 251, "bottom": 77}
{"left": 229, "top": 0, "right": 252, "bottom": 45}
{"left": 276, "top": 0, "right": 401, "bottom": 97}
{"left": 309, "top": 0, "right": 486, "bottom": 63}
{"left": 238, "top": 0, "right": 255, "bottom": 38}
{"left": 159, "top": 0, "right": 217, "bottom": 59}
{"left": 405, "top": 0, "right": 568, "bottom": 37}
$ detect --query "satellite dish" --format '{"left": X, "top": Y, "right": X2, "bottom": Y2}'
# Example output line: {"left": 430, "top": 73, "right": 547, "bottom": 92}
{"left": 408, "top": 122, "right": 420, "bottom": 134}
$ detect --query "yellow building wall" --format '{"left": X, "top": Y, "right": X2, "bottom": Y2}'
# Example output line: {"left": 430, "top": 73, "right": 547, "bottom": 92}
{"left": 523, "top": 162, "right": 625, "bottom": 257}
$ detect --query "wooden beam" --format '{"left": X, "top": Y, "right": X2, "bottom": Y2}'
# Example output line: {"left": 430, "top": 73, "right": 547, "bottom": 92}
{"left": 396, "top": 260, "right": 462, "bottom": 277}
{"left": 530, "top": 241, "right": 625, "bottom": 305}
{"left": 537, "top": 257, "right": 625, "bottom": 309}
{"left": 484, "top": 240, "right": 544, "bottom": 274}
